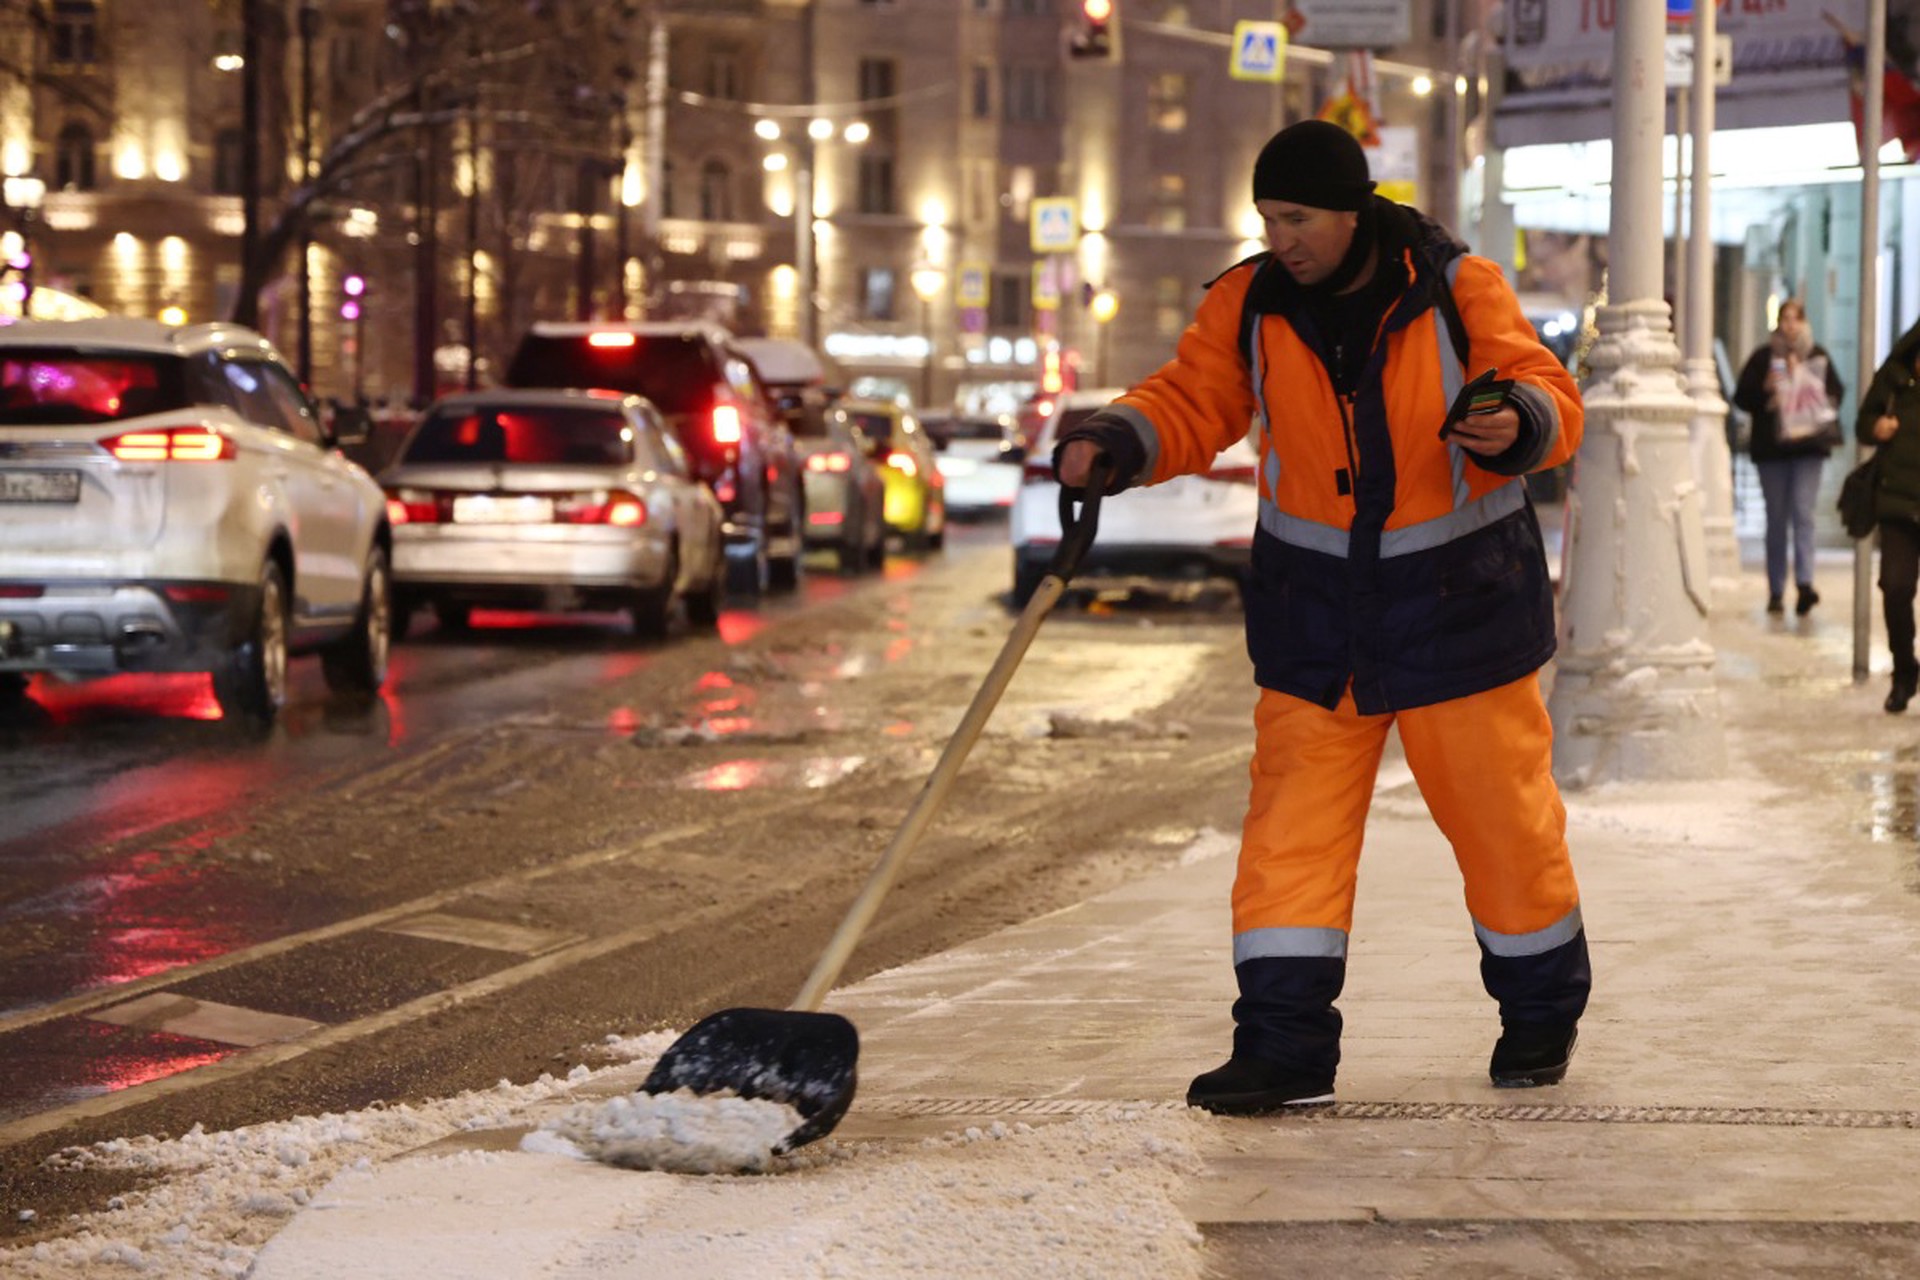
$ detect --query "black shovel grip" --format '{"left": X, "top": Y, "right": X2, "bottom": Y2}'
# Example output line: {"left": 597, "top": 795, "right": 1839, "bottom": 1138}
{"left": 1049, "top": 456, "right": 1110, "bottom": 582}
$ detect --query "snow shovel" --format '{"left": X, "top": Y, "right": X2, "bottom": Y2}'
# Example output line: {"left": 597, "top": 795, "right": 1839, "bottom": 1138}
{"left": 641, "top": 461, "right": 1113, "bottom": 1153}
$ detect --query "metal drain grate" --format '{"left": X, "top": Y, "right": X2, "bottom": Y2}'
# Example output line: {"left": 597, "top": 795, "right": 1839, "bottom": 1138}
{"left": 871, "top": 1097, "right": 1920, "bottom": 1130}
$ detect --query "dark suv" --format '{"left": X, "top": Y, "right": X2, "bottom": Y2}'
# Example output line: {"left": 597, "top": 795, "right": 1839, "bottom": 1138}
{"left": 504, "top": 321, "right": 803, "bottom": 593}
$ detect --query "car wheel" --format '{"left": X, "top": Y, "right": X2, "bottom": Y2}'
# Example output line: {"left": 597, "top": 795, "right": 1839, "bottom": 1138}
{"left": 929, "top": 499, "right": 947, "bottom": 550}
{"left": 686, "top": 557, "right": 725, "bottom": 629}
{"left": 213, "top": 560, "right": 290, "bottom": 724}
{"left": 390, "top": 588, "right": 418, "bottom": 643}
{"left": 1011, "top": 557, "right": 1048, "bottom": 609}
{"left": 631, "top": 551, "right": 676, "bottom": 640}
{"left": 769, "top": 483, "right": 805, "bottom": 591}
{"left": 725, "top": 534, "right": 771, "bottom": 598}
{"left": 0, "top": 673, "right": 29, "bottom": 701}
{"left": 769, "top": 545, "right": 803, "bottom": 591}
{"left": 321, "top": 546, "right": 391, "bottom": 700}
{"left": 435, "top": 602, "right": 472, "bottom": 633}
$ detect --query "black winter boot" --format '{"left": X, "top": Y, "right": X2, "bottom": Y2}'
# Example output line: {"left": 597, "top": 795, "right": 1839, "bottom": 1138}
{"left": 1489, "top": 1022, "right": 1578, "bottom": 1087}
{"left": 1187, "top": 1057, "right": 1335, "bottom": 1114}
{"left": 1888, "top": 672, "right": 1917, "bottom": 714}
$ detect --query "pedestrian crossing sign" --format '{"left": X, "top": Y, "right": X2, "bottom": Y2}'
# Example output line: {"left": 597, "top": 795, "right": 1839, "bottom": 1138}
{"left": 1230, "top": 20, "right": 1287, "bottom": 83}
{"left": 1030, "top": 198, "right": 1078, "bottom": 254}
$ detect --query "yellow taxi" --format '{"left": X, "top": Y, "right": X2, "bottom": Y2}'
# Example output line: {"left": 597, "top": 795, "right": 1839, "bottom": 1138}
{"left": 830, "top": 399, "right": 946, "bottom": 550}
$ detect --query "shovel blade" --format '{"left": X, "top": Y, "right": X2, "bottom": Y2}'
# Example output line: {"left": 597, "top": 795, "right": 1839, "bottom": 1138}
{"left": 640, "top": 1008, "right": 859, "bottom": 1153}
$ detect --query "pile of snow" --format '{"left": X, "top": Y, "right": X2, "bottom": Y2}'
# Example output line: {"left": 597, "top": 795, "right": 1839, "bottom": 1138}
{"left": 2, "top": 1032, "right": 1208, "bottom": 1280}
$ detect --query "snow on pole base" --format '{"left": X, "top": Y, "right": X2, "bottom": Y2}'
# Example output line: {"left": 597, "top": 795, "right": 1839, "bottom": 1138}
{"left": 1550, "top": 299, "right": 1728, "bottom": 789}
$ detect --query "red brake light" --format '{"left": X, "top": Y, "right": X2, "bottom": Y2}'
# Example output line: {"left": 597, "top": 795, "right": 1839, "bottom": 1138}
{"left": 807, "top": 451, "right": 851, "bottom": 473}
{"left": 385, "top": 489, "right": 443, "bottom": 524}
{"left": 712, "top": 404, "right": 743, "bottom": 445}
{"left": 886, "top": 449, "right": 918, "bottom": 478}
{"left": 162, "top": 584, "right": 231, "bottom": 604}
{"left": 555, "top": 490, "right": 648, "bottom": 526}
{"left": 102, "top": 428, "right": 235, "bottom": 462}
{"left": 0, "top": 585, "right": 45, "bottom": 599}
{"left": 588, "top": 332, "right": 637, "bottom": 348}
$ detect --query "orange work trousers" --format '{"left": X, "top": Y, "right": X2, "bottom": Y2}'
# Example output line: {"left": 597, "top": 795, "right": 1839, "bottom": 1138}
{"left": 1233, "top": 674, "right": 1580, "bottom": 953}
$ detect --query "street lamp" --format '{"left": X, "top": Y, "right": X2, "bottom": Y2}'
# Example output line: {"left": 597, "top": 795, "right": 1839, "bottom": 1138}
{"left": 1088, "top": 287, "right": 1119, "bottom": 387}
{"left": 909, "top": 263, "right": 945, "bottom": 410}
{"left": 0, "top": 175, "right": 46, "bottom": 319}
{"left": 757, "top": 116, "right": 866, "bottom": 349}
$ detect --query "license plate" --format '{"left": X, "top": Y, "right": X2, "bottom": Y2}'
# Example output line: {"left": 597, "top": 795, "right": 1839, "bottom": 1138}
{"left": 451, "top": 494, "right": 554, "bottom": 524}
{"left": 0, "top": 469, "right": 80, "bottom": 503}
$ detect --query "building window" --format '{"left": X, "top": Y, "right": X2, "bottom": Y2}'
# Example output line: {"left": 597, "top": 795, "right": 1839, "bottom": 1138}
{"left": 212, "top": 128, "right": 245, "bottom": 196}
{"left": 989, "top": 270, "right": 1026, "bottom": 329}
{"left": 54, "top": 122, "right": 95, "bottom": 191}
{"left": 1156, "top": 1, "right": 1190, "bottom": 23}
{"left": 863, "top": 267, "right": 897, "bottom": 320}
{"left": 49, "top": 0, "right": 99, "bottom": 65}
{"left": 858, "top": 57, "right": 895, "bottom": 103}
{"left": 699, "top": 159, "right": 732, "bottom": 221}
{"left": 1155, "top": 275, "right": 1187, "bottom": 338}
{"left": 1009, "top": 0, "right": 1050, "bottom": 14}
{"left": 971, "top": 65, "right": 992, "bottom": 120}
{"left": 707, "top": 49, "right": 741, "bottom": 100}
{"left": 1148, "top": 73, "right": 1189, "bottom": 133}
{"left": 1004, "top": 68, "right": 1056, "bottom": 124}
{"left": 660, "top": 157, "right": 676, "bottom": 219}
{"left": 856, "top": 153, "right": 895, "bottom": 215}
{"left": 1151, "top": 174, "right": 1186, "bottom": 231}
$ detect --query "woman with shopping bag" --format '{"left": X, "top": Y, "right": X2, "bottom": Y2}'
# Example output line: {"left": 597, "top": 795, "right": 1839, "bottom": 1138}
{"left": 1733, "top": 299, "right": 1846, "bottom": 616}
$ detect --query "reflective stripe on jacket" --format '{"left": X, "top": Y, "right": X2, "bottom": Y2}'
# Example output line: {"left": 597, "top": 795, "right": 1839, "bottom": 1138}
{"left": 1102, "top": 201, "right": 1584, "bottom": 713}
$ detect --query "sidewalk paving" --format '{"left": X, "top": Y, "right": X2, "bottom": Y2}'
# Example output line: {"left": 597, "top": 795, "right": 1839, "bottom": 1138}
{"left": 251, "top": 544, "right": 1920, "bottom": 1277}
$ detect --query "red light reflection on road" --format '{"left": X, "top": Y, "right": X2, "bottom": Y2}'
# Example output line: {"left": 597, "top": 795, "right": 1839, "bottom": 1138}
{"left": 717, "top": 612, "right": 767, "bottom": 645}
{"left": 682, "top": 759, "right": 770, "bottom": 791}
{"left": 23, "top": 673, "right": 220, "bottom": 723}
{"left": 606, "top": 706, "right": 640, "bottom": 734}
{"left": 695, "top": 671, "right": 734, "bottom": 691}
{"left": 90, "top": 1043, "right": 233, "bottom": 1094}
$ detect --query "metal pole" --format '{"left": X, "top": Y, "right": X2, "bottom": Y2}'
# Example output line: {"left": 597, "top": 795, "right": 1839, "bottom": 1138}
{"left": 1685, "top": 0, "right": 1737, "bottom": 583}
{"left": 920, "top": 295, "right": 933, "bottom": 407}
{"left": 296, "top": 0, "right": 317, "bottom": 383}
{"left": 1855, "top": 2, "right": 1887, "bottom": 681}
{"left": 1547, "top": 0, "right": 1725, "bottom": 784}
{"left": 797, "top": 158, "right": 816, "bottom": 347}
{"left": 237, "top": 0, "right": 262, "bottom": 327}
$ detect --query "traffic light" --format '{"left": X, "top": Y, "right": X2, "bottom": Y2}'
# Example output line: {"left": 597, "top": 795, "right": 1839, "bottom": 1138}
{"left": 340, "top": 273, "right": 366, "bottom": 321}
{"left": 1068, "top": 0, "right": 1113, "bottom": 60}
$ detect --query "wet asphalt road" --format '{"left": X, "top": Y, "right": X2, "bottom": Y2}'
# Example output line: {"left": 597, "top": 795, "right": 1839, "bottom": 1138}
{"left": 0, "top": 521, "right": 1260, "bottom": 1244}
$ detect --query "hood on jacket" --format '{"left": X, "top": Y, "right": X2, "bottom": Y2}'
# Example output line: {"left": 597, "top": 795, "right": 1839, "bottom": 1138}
{"left": 1228, "top": 196, "right": 1470, "bottom": 323}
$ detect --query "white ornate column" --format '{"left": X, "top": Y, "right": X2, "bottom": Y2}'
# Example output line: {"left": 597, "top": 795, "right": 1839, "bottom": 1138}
{"left": 1548, "top": 0, "right": 1726, "bottom": 787}
{"left": 1682, "top": 0, "right": 1739, "bottom": 587}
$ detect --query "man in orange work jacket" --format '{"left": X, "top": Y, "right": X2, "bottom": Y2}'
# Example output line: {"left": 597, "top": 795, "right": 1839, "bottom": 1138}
{"left": 1056, "top": 120, "right": 1589, "bottom": 1114}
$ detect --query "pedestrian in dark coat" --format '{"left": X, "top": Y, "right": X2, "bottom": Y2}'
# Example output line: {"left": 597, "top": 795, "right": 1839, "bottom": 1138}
{"left": 1858, "top": 318, "right": 1920, "bottom": 712}
{"left": 1732, "top": 299, "right": 1845, "bottom": 616}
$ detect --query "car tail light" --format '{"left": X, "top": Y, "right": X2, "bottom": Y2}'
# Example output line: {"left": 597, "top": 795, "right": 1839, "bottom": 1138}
{"left": 713, "top": 474, "right": 737, "bottom": 504}
{"left": 807, "top": 451, "right": 852, "bottom": 473}
{"left": 163, "top": 584, "right": 231, "bottom": 604}
{"left": 1022, "top": 458, "right": 1056, "bottom": 485}
{"left": 1208, "top": 462, "right": 1258, "bottom": 485}
{"left": 101, "top": 427, "right": 235, "bottom": 462}
{"left": 0, "top": 584, "right": 44, "bottom": 599}
{"left": 556, "top": 490, "right": 648, "bottom": 526}
{"left": 712, "top": 404, "right": 743, "bottom": 445}
{"left": 886, "top": 449, "right": 918, "bottom": 478}
{"left": 809, "top": 510, "right": 844, "bottom": 526}
{"left": 386, "top": 489, "right": 443, "bottom": 525}
{"left": 588, "top": 331, "right": 637, "bottom": 348}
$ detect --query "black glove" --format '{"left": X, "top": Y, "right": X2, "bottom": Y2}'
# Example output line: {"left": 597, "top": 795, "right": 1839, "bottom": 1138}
{"left": 1050, "top": 411, "right": 1145, "bottom": 496}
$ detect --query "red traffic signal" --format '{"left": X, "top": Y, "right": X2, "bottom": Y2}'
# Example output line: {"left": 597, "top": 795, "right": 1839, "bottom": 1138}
{"left": 1069, "top": 0, "right": 1113, "bottom": 59}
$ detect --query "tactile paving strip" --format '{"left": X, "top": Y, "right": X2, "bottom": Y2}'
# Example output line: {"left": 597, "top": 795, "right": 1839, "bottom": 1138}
{"left": 870, "top": 1097, "right": 1920, "bottom": 1129}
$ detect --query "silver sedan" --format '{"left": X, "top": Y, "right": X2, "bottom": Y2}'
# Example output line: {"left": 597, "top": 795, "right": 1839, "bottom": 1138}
{"left": 380, "top": 388, "right": 726, "bottom": 639}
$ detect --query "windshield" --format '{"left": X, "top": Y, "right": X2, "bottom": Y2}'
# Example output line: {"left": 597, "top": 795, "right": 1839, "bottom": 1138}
{"left": 505, "top": 335, "right": 717, "bottom": 416}
{"left": 401, "top": 405, "right": 635, "bottom": 466}
{"left": 0, "top": 351, "right": 191, "bottom": 425}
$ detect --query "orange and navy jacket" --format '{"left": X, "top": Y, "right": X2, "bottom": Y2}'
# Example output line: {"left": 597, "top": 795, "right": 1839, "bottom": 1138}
{"left": 1061, "top": 200, "right": 1583, "bottom": 713}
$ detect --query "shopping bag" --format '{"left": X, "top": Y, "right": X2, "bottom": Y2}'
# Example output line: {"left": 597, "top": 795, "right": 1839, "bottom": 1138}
{"left": 1778, "top": 355, "right": 1840, "bottom": 443}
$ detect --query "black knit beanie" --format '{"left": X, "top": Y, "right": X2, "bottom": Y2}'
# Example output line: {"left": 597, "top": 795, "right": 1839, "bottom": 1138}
{"left": 1251, "top": 120, "right": 1375, "bottom": 211}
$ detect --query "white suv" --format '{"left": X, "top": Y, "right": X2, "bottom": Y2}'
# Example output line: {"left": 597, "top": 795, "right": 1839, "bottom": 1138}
{"left": 1009, "top": 387, "right": 1259, "bottom": 607}
{"left": 0, "top": 318, "right": 392, "bottom": 722}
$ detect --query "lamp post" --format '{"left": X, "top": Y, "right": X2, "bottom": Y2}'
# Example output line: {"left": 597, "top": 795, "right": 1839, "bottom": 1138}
{"left": 1089, "top": 287, "right": 1118, "bottom": 386}
{"left": 909, "top": 263, "right": 945, "bottom": 410}
{"left": 757, "top": 115, "right": 866, "bottom": 347}
{"left": 296, "top": 0, "right": 318, "bottom": 382}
